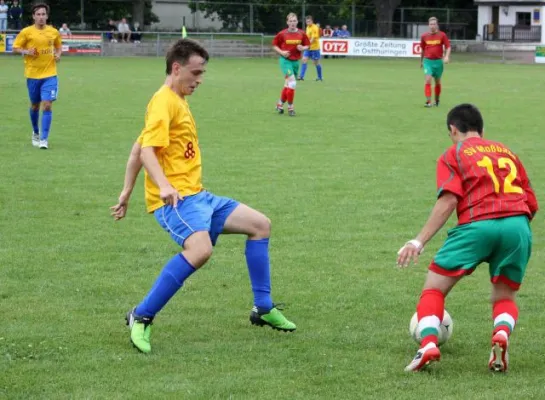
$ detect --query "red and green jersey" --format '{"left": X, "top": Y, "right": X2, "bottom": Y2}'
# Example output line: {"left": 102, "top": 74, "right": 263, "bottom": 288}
{"left": 272, "top": 29, "right": 310, "bottom": 61}
{"left": 420, "top": 31, "right": 450, "bottom": 60}
{"left": 436, "top": 137, "right": 538, "bottom": 225}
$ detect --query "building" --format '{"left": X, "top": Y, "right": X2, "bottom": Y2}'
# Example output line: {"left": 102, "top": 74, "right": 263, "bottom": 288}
{"left": 151, "top": 0, "right": 223, "bottom": 31}
{"left": 475, "top": 0, "right": 545, "bottom": 42}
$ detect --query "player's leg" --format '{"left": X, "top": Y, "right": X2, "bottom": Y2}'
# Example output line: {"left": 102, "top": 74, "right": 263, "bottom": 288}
{"left": 299, "top": 50, "right": 310, "bottom": 80}
{"left": 26, "top": 79, "right": 41, "bottom": 147}
{"left": 285, "top": 61, "right": 298, "bottom": 116}
{"left": 38, "top": 76, "right": 59, "bottom": 149}
{"left": 433, "top": 61, "right": 444, "bottom": 106}
{"left": 487, "top": 215, "right": 531, "bottom": 372}
{"left": 406, "top": 222, "right": 494, "bottom": 371}
{"left": 422, "top": 58, "right": 433, "bottom": 107}
{"left": 313, "top": 51, "right": 323, "bottom": 81}
{"left": 214, "top": 200, "right": 295, "bottom": 332}
{"left": 276, "top": 58, "right": 291, "bottom": 114}
{"left": 126, "top": 193, "right": 214, "bottom": 353}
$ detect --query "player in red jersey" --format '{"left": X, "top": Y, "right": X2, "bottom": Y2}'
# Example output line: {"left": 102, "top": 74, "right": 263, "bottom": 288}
{"left": 397, "top": 104, "right": 538, "bottom": 373}
{"left": 420, "top": 17, "right": 451, "bottom": 107}
{"left": 272, "top": 13, "right": 310, "bottom": 116}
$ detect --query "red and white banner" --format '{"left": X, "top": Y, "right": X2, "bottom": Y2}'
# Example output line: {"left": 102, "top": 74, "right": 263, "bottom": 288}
{"left": 320, "top": 38, "right": 421, "bottom": 58}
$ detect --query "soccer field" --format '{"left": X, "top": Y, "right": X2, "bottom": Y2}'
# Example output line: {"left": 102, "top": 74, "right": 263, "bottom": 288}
{"left": 2, "top": 55, "right": 545, "bottom": 399}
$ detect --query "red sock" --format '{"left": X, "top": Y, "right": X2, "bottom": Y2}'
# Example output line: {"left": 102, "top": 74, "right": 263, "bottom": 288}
{"left": 285, "top": 88, "right": 295, "bottom": 105}
{"left": 424, "top": 83, "right": 432, "bottom": 99}
{"left": 416, "top": 289, "right": 445, "bottom": 347}
{"left": 280, "top": 87, "right": 288, "bottom": 103}
{"left": 492, "top": 299, "right": 518, "bottom": 336}
{"left": 434, "top": 84, "right": 441, "bottom": 100}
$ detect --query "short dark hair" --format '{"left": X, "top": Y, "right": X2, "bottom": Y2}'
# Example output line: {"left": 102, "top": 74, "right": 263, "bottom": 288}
{"left": 446, "top": 104, "right": 484, "bottom": 135}
{"left": 165, "top": 39, "right": 209, "bottom": 75}
{"left": 32, "top": 2, "right": 49, "bottom": 15}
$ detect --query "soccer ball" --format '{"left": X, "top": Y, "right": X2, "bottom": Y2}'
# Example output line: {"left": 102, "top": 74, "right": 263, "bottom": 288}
{"left": 409, "top": 309, "right": 453, "bottom": 346}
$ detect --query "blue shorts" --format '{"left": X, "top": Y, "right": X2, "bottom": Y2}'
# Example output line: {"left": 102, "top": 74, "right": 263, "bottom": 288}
{"left": 26, "top": 76, "right": 59, "bottom": 104}
{"left": 154, "top": 191, "right": 239, "bottom": 247}
{"left": 303, "top": 50, "right": 321, "bottom": 60}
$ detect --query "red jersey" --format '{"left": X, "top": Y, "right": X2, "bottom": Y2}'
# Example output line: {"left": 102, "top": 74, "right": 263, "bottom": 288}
{"left": 436, "top": 137, "right": 538, "bottom": 225}
{"left": 420, "top": 31, "right": 450, "bottom": 60}
{"left": 272, "top": 29, "right": 310, "bottom": 61}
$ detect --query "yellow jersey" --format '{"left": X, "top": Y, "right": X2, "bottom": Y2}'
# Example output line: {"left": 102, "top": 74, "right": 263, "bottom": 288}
{"left": 306, "top": 24, "right": 320, "bottom": 51}
{"left": 13, "top": 25, "right": 62, "bottom": 79}
{"left": 138, "top": 85, "right": 203, "bottom": 213}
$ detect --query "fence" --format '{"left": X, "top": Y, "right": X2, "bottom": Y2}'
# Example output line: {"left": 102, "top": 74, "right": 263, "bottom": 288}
{"left": 482, "top": 25, "right": 542, "bottom": 42}
{"left": 0, "top": 30, "right": 540, "bottom": 64}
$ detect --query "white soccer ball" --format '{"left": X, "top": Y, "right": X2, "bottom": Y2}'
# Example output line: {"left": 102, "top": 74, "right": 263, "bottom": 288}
{"left": 409, "top": 309, "right": 453, "bottom": 346}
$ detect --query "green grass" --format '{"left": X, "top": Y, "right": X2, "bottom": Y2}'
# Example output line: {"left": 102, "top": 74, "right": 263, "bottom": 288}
{"left": 2, "top": 55, "right": 545, "bottom": 399}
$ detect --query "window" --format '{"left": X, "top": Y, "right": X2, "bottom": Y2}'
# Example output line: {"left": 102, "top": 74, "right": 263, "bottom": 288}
{"left": 516, "top": 12, "right": 531, "bottom": 27}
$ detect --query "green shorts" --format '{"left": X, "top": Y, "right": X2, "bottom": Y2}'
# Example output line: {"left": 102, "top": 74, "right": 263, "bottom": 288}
{"left": 279, "top": 57, "right": 299, "bottom": 78}
{"left": 423, "top": 58, "right": 444, "bottom": 79}
{"left": 431, "top": 215, "right": 532, "bottom": 290}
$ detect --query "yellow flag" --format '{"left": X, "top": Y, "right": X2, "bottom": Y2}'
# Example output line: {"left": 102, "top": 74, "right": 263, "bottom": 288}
{"left": 182, "top": 26, "right": 187, "bottom": 38}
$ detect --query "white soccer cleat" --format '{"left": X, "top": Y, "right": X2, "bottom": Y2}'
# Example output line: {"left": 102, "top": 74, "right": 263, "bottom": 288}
{"left": 489, "top": 330, "right": 509, "bottom": 372}
{"left": 405, "top": 342, "right": 441, "bottom": 372}
{"left": 32, "top": 133, "right": 39, "bottom": 147}
{"left": 39, "top": 140, "right": 48, "bottom": 149}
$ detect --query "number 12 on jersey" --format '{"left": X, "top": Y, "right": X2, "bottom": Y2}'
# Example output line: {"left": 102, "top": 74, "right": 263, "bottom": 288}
{"left": 477, "top": 156, "right": 523, "bottom": 194}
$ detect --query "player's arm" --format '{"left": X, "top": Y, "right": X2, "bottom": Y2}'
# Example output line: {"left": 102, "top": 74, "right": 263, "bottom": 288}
{"left": 517, "top": 159, "right": 539, "bottom": 219}
{"left": 397, "top": 153, "right": 463, "bottom": 267}
{"left": 111, "top": 141, "right": 143, "bottom": 220}
{"left": 272, "top": 33, "right": 290, "bottom": 58}
{"left": 443, "top": 33, "right": 451, "bottom": 63}
{"left": 54, "top": 31, "right": 62, "bottom": 61}
{"left": 12, "top": 30, "right": 36, "bottom": 56}
{"left": 297, "top": 33, "right": 310, "bottom": 51}
{"left": 139, "top": 99, "right": 180, "bottom": 207}
{"left": 420, "top": 35, "right": 425, "bottom": 67}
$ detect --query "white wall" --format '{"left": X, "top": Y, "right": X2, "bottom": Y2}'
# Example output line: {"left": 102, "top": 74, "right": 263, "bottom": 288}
{"left": 151, "top": 0, "right": 223, "bottom": 31}
{"left": 498, "top": 5, "right": 541, "bottom": 26}
{"left": 477, "top": 5, "right": 492, "bottom": 38}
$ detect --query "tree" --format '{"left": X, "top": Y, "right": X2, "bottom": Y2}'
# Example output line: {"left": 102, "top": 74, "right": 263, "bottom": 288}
{"left": 373, "top": 0, "right": 402, "bottom": 37}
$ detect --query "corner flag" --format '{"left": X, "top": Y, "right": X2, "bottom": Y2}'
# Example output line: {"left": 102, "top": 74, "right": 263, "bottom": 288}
{"left": 182, "top": 26, "right": 187, "bottom": 38}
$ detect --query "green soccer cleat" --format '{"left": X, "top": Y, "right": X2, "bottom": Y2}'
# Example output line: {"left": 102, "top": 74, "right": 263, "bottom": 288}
{"left": 125, "top": 308, "right": 153, "bottom": 353}
{"left": 250, "top": 305, "right": 296, "bottom": 332}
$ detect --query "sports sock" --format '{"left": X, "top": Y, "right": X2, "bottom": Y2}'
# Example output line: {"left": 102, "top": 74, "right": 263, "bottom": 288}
{"left": 135, "top": 254, "right": 196, "bottom": 318}
{"left": 492, "top": 299, "right": 518, "bottom": 337}
{"left": 425, "top": 83, "right": 432, "bottom": 101}
{"left": 300, "top": 63, "right": 307, "bottom": 79}
{"left": 416, "top": 289, "right": 445, "bottom": 347}
{"left": 316, "top": 64, "right": 322, "bottom": 80}
{"left": 30, "top": 108, "right": 39, "bottom": 134}
{"left": 434, "top": 84, "right": 441, "bottom": 102}
{"left": 41, "top": 110, "right": 52, "bottom": 140}
{"left": 245, "top": 239, "right": 273, "bottom": 311}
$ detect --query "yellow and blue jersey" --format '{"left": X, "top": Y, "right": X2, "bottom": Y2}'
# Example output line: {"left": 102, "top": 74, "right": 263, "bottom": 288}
{"left": 137, "top": 85, "right": 203, "bottom": 213}
{"left": 306, "top": 24, "right": 321, "bottom": 51}
{"left": 13, "top": 25, "right": 62, "bottom": 79}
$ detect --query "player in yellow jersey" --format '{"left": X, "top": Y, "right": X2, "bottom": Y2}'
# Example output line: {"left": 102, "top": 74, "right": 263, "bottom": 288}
{"left": 110, "top": 39, "right": 296, "bottom": 354}
{"left": 298, "top": 15, "right": 323, "bottom": 81}
{"left": 12, "top": 3, "right": 62, "bottom": 150}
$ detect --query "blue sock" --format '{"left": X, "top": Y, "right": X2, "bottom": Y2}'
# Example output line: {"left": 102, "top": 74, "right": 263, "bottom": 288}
{"left": 41, "top": 110, "right": 52, "bottom": 140}
{"left": 300, "top": 63, "right": 307, "bottom": 79}
{"left": 245, "top": 239, "right": 273, "bottom": 311}
{"left": 316, "top": 65, "right": 323, "bottom": 80}
{"left": 135, "top": 254, "right": 196, "bottom": 318}
{"left": 29, "top": 108, "right": 39, "bottom": 134}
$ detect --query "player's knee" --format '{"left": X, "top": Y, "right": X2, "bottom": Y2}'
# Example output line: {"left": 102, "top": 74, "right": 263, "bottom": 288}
{"left": 30, "top": 103, "right": 40, "bottom": 111}
{"left": 287, "top": 79, "right": 296, "bottom": 90}
{"left": 490, "top": 281, "right": 517, "bottom": 303}
{"left": 42, "top": 102, "right": 52, "bottom": 111}
{"left": 253, "top": 215, "right": 271, "bottom": 238}
{"left": 183, "top": 233, "right": 213, "bottom": 268}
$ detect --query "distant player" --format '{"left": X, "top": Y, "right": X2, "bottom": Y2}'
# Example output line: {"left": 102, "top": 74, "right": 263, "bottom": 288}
{"left": 12, "top": 3, "right": 62, "bottom": 149}
{"left": 111, "top": 39, "right": 296, "bottom": 354}
{"left": 420, "top": 17, "right": 450, "bottom": 108}
{"left": 298, "top": 15, "right": 322, "bottom": 81}
{"left": 272, "top": 13, "right": 310, "bottom": 116}
{"left": 397, "top": 104, "right": 538, "bottom": 372}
